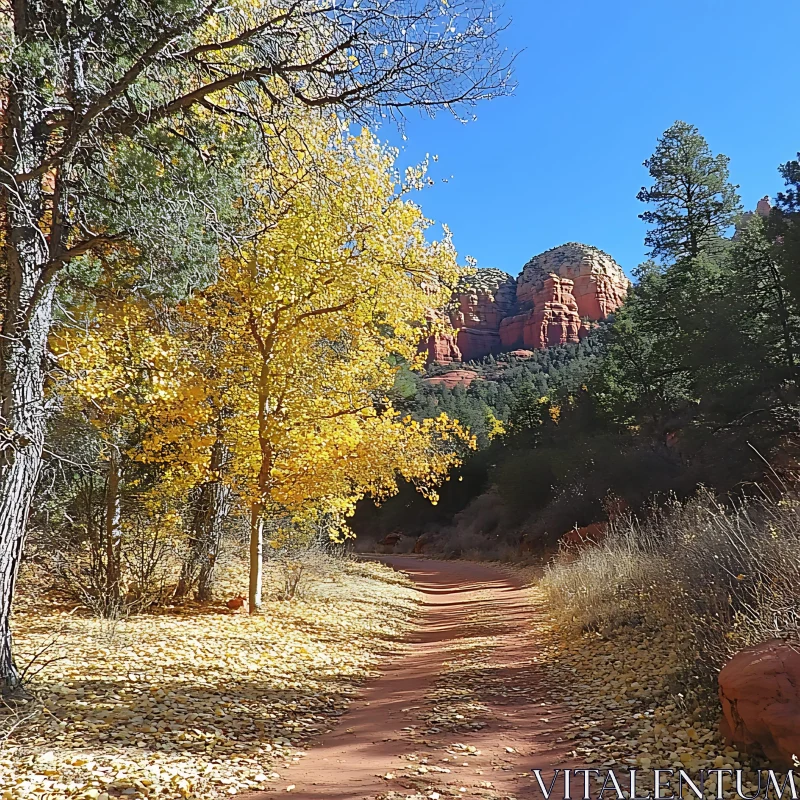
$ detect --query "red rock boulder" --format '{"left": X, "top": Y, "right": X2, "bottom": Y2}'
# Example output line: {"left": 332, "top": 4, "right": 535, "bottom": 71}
{"left": 414, "top": 532, "right": 438, "bottom": 554}
{"left": 718, "top": 639, "right": 800, "bottom": 767}
{"left": 756, "top": 196, "right": 772, "bottom": 218}
{"left": 560, "top": 522, "right": 608, "bottom": 547}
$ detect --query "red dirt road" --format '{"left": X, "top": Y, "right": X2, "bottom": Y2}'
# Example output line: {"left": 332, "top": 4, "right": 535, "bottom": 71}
{"left": 241, "top": 557, "right": 573, "bottom": 800}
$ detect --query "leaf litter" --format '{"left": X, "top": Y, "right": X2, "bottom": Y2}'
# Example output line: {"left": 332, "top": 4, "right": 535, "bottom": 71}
{"left": 526, "top": 580, "right": 759, "bottom": 800}
{"left": 1, "top": 559, "right": 417, "bottom": 799}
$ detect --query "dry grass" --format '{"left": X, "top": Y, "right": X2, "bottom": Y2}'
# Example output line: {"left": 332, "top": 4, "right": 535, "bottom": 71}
{"left": 541, "top": 489, "right": 800, "bottom": 699}
{"left": 529, "top": 581, "right": 752, "bottom": 796}
{"left": 1, "top": 556, "right": 417, "bottom": 799}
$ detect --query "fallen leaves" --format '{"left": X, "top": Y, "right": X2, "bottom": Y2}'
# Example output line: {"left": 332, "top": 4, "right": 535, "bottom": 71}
{"left": 530, "top": 581, "right": 756, "bottom": 798}
{"left": 1, "top": 559, "right": 416, "bottom": 799}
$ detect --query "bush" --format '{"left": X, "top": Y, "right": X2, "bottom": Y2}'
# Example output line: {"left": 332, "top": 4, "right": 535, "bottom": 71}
{"left": 264, "top": 538, "right": 351, "bottom": 601}
{"left": 542, "top": 490, "right": 800, "bottom": 699}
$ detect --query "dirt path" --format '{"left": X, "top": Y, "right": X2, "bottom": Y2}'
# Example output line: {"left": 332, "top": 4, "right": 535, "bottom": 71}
{"left": 240, "top": 557, "right": 574, "bottom": 800}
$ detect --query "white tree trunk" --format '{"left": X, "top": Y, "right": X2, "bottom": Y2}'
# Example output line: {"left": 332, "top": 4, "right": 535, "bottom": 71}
{"left": 248, "top": 505, "right": 263, "bottom": 614}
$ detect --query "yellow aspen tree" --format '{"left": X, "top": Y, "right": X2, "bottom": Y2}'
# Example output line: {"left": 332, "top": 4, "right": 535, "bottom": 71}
{"left": 52, "top": 293, "right": 220, "bottom": 607}
{"left": 186, "top": 117, "right": 474, "bottom": 612}
{"left": 55, "top": 116, "right": 475, "bottom": 611}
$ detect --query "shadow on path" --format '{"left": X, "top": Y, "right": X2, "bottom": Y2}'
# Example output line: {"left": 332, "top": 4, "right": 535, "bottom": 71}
{"left": 237, "top": 557, "right": 575, "bottom": 800}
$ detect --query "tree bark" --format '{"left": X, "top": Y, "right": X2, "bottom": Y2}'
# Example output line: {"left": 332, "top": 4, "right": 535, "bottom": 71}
{"left": 0, "top": 67, "right": 59, "bottom": 692}
{"left": 0, "top": 256, "right": 55, "bottom": 692}
{"left": 248, "top": 355, "right": 274, "bottom": 615}
{"left": 176, "top": 441, "right": 232, "bottom": 601}
{"left": 196, "top": 478, "right": 231, "bottom": 601}
{"left": 248, "top": 503, "right": 264, "bottom": 614}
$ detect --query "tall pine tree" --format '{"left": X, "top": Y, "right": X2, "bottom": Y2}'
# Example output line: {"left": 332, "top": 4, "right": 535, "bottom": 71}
{"left": 603, "top": 122, "right": 741, "bottom": 427}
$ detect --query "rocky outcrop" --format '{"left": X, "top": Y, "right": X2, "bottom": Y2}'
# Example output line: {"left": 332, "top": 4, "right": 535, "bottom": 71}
{"left": 517, "top": 242, "right": 629, "bottom": 321}
{"left": 510, "top": 273, "right": 586, "bottom": 350}
{"left": 425, "top": 243, "right": 628, "bottom": 365}
{"left": 420, "top": 307, "right": 462, "bottom": 365}
{"left": 718, "top": 639, "right": 800, "bottom": 767}
{"left": 736, "top": 197, "right": 774, "bottom": 240}
{"left": 448, "top": 269, "right": 517, "bottom": 361}
{"left": 756, "top": 196, "right": 772, "bottom": 218}
{"left": 423, "top": 331, "right": 461, "bottom": 365}
{"left": 422, "top": 370, "right": 481, "bottom": 389}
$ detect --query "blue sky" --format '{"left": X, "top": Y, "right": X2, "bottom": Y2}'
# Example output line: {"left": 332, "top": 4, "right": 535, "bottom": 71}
{"left": 381, "top": 0, "right": 800, "bottom": 279}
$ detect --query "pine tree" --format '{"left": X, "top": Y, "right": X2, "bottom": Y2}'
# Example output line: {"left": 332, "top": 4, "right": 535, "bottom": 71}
{"left": 603, "top": 123, "right": 741, "bottom": 427}
{"left": 637, "top": 121, "right": 741, "bottom": 263}
{"left": 769, "top": 155, "right": 800, "bottom": 314}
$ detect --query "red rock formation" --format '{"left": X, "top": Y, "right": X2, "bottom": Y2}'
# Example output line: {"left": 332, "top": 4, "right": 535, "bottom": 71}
{"left": 736, "top": 198, "right": 775, "bottom": 241}
{"left": 422, "top": 243, "right": 628, "bottom": 364}
{"left": 420, "top": 307, "right": 462, "bottom": 364}
{"left": 423, "top": 332, "right": 461, "bottom": 365}
{"left": 498, "top": 314, "right": 526, "bottom": 350}
{"left": 756, "top": 196, "right": 772, "bottom": 218}
{"left": 718, "top": 639, "right": 800, "bottom": 767}
{"left": 422, "top": 370, "right": 481, "bottom": 389}
{"left": 508, "top": 349, "right": 535, "bottom": 359}
{"left": 518, "top": 242, "right": 629, "bottom": 321}
{"left": 523, "top": 274, "right": 584, "bottom": 349}
{"left": 448, "top": 268, "right": 516, "bottom": 361}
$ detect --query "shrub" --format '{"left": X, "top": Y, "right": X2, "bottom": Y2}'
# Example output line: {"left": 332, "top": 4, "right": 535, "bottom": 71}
{"left": 265, "top": 538, "right": 351, "bottom": 601}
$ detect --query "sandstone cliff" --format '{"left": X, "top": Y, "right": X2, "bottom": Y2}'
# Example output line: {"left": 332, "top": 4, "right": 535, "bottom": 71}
{"left": 425, "top": 242, "right": 629, "bottom": 364}
{"left": 447, "top": 268, "right": 517, "bottom": 361}
{"left": 504, "top": 273, "right": 586, "bottom": 351}
{"left": 422, "top": 308, "right": 462, "bottom": 365}
{"left": 516, "top": 242, "right": 629, "bottom": 321}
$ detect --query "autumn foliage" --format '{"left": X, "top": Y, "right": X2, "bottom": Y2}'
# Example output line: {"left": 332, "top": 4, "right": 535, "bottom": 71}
{"left": 49, "top": 115, "right": 474, "bottom": 611}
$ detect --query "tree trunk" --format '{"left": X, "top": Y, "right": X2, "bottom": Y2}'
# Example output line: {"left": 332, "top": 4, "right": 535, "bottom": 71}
{"left": 0, "top": 249, "right": 55, "bottom": 693}
{"left": 0, "top": 427, "right": 48, "bottom": 695}
{"left": 248, "top": 503, "right": 263, "bottom": 614}
{"left": 176, "top": 478, "right": 232, "bottom": 601}
{"left": 104, "top": 450, "right": 122, "bottom": 609}
{"left": 0, "top": 56, "right": 60, "bottom": 693}
{"left": 176, "top": 440, "right": 231, "bottom": 601}
{"left": 196, "top": 478, "right": 231, "bottom": 602}
{"left": 249, "top": 356, "right": 272, "bottom": 615}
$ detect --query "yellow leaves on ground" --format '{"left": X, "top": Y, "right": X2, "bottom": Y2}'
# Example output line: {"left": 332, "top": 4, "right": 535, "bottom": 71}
{"left": 2, "top": 559, "right": 417, "bottom": 799}
{"left": 529, "top": 580, "right": 748, "bottom": 794}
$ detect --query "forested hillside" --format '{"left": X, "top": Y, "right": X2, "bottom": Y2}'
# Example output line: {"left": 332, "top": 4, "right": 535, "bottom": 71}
{"left": 353, "top": 122, "right": 800, "bottom": 559}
